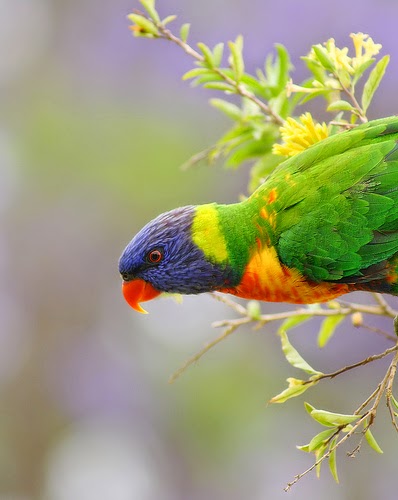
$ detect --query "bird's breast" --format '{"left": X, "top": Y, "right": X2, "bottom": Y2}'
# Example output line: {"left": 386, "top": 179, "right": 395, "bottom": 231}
{"left": 220, "top": 244, "right": 350, "bottom": 304}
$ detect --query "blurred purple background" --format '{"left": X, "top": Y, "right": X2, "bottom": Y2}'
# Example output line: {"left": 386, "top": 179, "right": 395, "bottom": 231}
{"left": 1, "top": 0, "right": 398, "bottom": 498}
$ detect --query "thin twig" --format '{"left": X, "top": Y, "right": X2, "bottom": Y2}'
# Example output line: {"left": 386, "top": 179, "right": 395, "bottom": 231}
{"left": 213, "top": 306, "right": 350, "bottom": 329}
{"left": 337, "top": 79, "right": 368, "bottom": 123}
{"left": 329, "top": 120, "right": 357, "bottom": 129}
{"left": 155, "top": 24, "right": 285, "bottom": 126}
{"left": 337, "top": 300, "right": 398, "bottom": 317}
{"left": 361, "top": 323, "right": 397, "bottom": 343}
{"left": 385, "top": 349, "right": 398, "bottom": 432}
{"left": 372, "top": 293, "right": 397, "bottom": 317}
{"left": 356, "top": 386, "right": 383, "bottom": 417}
{"left": 173, "top": 297, "right": 398, "bottom": 383}
{"left": 168, "top": 322, "right": 242, "bottom": 384}
{"left": 180, "top": 146, "right": 216, "bottom": 170}
{"left": 209, "top": 292, "right": 248, "bottom": 316}
{"left": 308, "top": 344, "right": 398, "bottom": 383}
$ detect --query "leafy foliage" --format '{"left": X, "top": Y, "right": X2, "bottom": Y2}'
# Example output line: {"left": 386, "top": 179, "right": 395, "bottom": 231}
{"left": 129, "top": 3, "right": 389, "bottom": 189}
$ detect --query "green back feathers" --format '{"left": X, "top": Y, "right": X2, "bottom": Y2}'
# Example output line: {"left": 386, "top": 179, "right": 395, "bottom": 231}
{"left": 253, "top": 116, "right": 398, "bottom": 283}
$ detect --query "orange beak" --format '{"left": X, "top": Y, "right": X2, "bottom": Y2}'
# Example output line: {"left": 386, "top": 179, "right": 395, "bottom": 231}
{"left": 122, "top": 279, "right": 161, "bottom": 314}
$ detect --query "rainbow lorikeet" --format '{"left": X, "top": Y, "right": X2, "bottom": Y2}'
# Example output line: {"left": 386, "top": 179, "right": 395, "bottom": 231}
{"left": 119, "top": 116, "right": 398, "bottom": 313}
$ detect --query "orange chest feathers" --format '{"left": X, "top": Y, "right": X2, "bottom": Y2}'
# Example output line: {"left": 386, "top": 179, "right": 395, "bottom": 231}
{"left": 220, "top": 244, "right": 350, "bottom": 304}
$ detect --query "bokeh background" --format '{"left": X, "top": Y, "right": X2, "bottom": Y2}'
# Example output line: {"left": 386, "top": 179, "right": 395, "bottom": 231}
{"left": 2, "top": 0, "right": 398, "bottom": 499}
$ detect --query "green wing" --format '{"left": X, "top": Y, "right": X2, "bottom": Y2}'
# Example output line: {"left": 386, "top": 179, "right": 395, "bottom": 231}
{"left": 257, "top": 117, "right": 398, "bottom": 283}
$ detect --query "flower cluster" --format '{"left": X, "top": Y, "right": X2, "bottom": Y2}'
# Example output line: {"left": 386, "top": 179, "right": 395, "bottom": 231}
{"left": 272, "top": 113, "right": 329, "bottom": 157}
{"left": 350, "top": 33, "right": 382, "bottom": 70}
{"left": 286, "top": 32, "right": 386, "bottom": 122}
{"left": 307, "top": 33, "right": 382, "bottom": 75}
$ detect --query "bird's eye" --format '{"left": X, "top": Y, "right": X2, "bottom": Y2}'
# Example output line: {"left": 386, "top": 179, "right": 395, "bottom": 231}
{"left": 146, "top": 248, "right": 163, "bottom": 264}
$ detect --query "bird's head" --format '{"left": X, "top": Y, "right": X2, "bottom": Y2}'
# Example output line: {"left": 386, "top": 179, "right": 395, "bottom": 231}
{"left": 118, "top": 205, "right": 238, "bottom": 313}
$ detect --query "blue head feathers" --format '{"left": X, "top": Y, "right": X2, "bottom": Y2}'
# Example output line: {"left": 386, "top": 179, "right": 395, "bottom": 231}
{"left": 118, "top": 206, "right": 236, "bottom": 294}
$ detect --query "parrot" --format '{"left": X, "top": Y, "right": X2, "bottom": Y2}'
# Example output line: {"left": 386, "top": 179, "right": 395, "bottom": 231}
{"left": 119, "top": 116, "right": 398, "bottom": 313}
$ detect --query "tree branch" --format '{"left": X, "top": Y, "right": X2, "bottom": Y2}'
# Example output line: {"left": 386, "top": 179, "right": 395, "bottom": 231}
{"left": 285, "top": 343, "right": 398, "bottom": 490}
{"left": 154, "top": 24, "right": 285, "bottom": 126}
{"left": 309, "top": 344, "right": 398, "bottom": 383}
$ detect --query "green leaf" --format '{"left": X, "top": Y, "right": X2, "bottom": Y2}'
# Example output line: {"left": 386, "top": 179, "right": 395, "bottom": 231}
{"left": 304, "top": 401, "right": 316, "bottom": 415}
{"left": 240, "top": 74, "right": 270, "bottom": 99}
{"left": 262, "top": 44, "right": 291, "bottom": 98}
{"left": 240, "top": 97, "right": 265, "bottom": 117}
{"left": 139, "top": 0, "right": 160, "bottom": 22}
{"left": 203, "top": 82, "right": 235, "bottom": 92}
{"left": 312, "top": 44, "right": 335, "bottom": 71}
{"left": 315, "top": 442, "right": 328, "bottom": 478}
{"left": 226, "top": 142, "right": 260, "bottom": 168}
{"left": 302, "top": 57, "right": 326, "bottom": 84}
{"left": 269, "top": 378, "right": 316, "bottom": 404}
{"left": 391, "top": 394, "right": 398, "bottom": 412}
{"left": 265, "top": 53, "right": 277, "bottom": 88}
{"left": 139, "top": 0, "right": 155, "bottom": 7}
{"left": 182, "top": 68, "right": 213, "bottom": 81}
{"left": 365, "top": 428, "right": 383, "bottom": 454}
{"left": 228, "top": 35, "right": 245, "bottom": 82}
{"left": 197, "top": 42, "right": 216, "bottom": 68}
{"left": 296, "top": 443, "right": 311, "bottom": 452}
{"left": 308, "top": 428, "right": 336, "bottom": 452}
{"left": 225, "top": 132, "right": 277, "bottom": 168}
{"left": 255, "top": 68, "right": 268, "bottom": 87}
{"left": 210, "top": 98, "right": 242, "bottom": 120}
{"left": 328, "top": 437, "right": 339, "bottom": 483}
{"left": 361, "top": 55, "right": 390, "bottom": 113}
{"left": 317, "top": 314, "right": 345, "bottom": 348}
{"left": 350, "top": 113, "right": 359, "bottom": 125}
{"left": 216, "top": 126, "right": 253, "bottom": 156}
{"left": 268, "top": 91, "right": 292, "bottom": 119}
{"left": 310, "top": 409, "right": 360, "bottom": 427}
{"left": 275, "top": 44, "right": 291, "bottom": 94}
{"left": 352, "top": 58, "right": 375, "bottom": 86}
{"left": 327, "top": 100, "right": 356, "bottom": 112}
{"left": 127, "top": 14, "right": 159, "bottom": 36}
{"left": 279, "top": 314, "right": 312, "bottom": 333}
{"left": 248, "top": 153, "right": 283, "bottom": 192}
{"left": 193, "top": 74, "right": 224, "bottom": 86}
{"left": 161, "top": 15, "right": 177, "bottom": 26}
{"left": 279, "top": 330, "right": 322, "bottom": 375}
{"left": 180, "top": 23, "right": 190, "bottom": 43}
{"left": 337, "top": 68, "right": 351, "bottom": 89}
{"left": 298, "top": 88, "right": 336, "bottom": 105}
{"left": 212, "top": 43, "right": 224, "bottom": 67}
